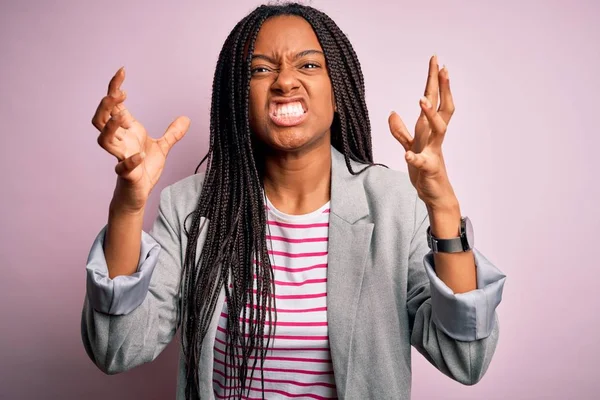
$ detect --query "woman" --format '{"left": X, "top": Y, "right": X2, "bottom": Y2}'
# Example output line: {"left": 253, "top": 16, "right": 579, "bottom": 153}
{"left": 82, "top": 3, "right": 506, "bottom": 399}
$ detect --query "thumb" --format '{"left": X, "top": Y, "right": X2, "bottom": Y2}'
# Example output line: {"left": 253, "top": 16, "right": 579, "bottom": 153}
{"left": 158, "top": 116, "right": 191, "bottom": 156}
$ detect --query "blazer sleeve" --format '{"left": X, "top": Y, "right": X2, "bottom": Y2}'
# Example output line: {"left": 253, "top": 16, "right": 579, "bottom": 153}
{"left": 407, "top": 195, "right": 507, "bottom": 385}
{"left": 80, "top": 185, "right": 183, "bottom": 375}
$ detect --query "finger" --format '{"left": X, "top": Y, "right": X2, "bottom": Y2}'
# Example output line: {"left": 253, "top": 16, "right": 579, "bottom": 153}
{"left": 92, "top": 67, "right": 127, "bottom": 130}
{"left": 388, "top": 111, "right": 413, "bottom": 152}
{"left": 405, "top": 150, "right": 429, "bottom": 170}
{"left": 108, "top": 67, "right": 126, "bottom": 97}
{"left": 419, "top": 96, "right": 447, "bottom": 148}
{"left": 113, "top": 107, "right": 136, "bottom": 129}
{"left": 438, "top": 65, "right": 455, "bottom": 124}
{"left": 91, "top": 91, "right": 127, "bottom": 131}
{"left": 97, "top": 116, "right": 128, "bottom": 160}
{"left": 115, "top": 152, "right": 145, "bottom": 177}
{"left": 421, "top": 55, "right": 440, "bottom": 115}
{"left": 99, "top": 116, "right": 123, "bottom": 142}
{"left": 157, "top": 116, "right": 191, "bottom": 156}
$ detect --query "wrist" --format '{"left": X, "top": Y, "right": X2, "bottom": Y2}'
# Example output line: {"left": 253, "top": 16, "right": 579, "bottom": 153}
{"left": 426, "top": 200, "right": 461, "bottom": 239}
{"left": 109, "top": 199, "right": 146, "bottom": 218}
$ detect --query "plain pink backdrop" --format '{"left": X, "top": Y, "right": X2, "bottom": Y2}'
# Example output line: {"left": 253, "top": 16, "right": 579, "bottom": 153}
{"left": 1, "top": 0, "right": 598, "bottom": 398}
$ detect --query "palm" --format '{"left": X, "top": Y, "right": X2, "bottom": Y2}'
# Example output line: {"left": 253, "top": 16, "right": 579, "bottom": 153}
{"left": 111, "top": 115, "right": 188, "bottom": 207}
{"left": 115, "top": 120, "right": 166, "bottom": 194}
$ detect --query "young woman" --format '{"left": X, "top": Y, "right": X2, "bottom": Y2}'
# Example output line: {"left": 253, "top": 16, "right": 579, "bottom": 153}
{"left": 82, "top": 3, "right": 506, "bottom": 399}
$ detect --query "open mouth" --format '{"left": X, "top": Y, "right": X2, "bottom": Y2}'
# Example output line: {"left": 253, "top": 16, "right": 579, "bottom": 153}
{"left": 269, "top": 100, "right": 308, "bottom": 127}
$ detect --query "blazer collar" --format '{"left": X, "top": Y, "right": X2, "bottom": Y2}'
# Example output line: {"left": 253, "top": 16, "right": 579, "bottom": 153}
{"left": 330, "top": 145, "right": 370, "bottom": 224}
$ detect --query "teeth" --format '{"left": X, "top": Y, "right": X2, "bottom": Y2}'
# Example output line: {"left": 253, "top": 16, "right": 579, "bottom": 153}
{"left": 274, "top": 101, "right": 304, "bottom": 117}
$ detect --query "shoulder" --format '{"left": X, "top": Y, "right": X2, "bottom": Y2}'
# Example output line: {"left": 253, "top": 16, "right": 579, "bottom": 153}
{"left": 357, "top": 162, "right": 417, "bottom": 206}
{"left": 165, "top": 172, "right": 206, "bottom": 203}
{"left": 360, "top": 163, "right": 413, "bottom": 191}
{"left": 345, "top": 161, "right": 424, "bottom": 227}
{"left": 157, "top": 172, "right": 207, "bottom": 226}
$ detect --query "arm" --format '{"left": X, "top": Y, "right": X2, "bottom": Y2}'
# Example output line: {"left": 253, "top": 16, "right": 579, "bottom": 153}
{"left": 103, "top": 199, "right": 146, "bottom": 280}
{"left": 407, "top": 195, "right": 506, "bottom": 385}
{"left": 81, "top": 185, "right": 183, "bottom": 374}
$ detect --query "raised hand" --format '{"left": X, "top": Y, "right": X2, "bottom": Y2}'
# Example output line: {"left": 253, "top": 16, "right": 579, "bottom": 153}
{"left": 388, "top": 55, "right": 458, "bottom": 210}
{"left": 91, "top": 67, "right": 191, "bottom": 212}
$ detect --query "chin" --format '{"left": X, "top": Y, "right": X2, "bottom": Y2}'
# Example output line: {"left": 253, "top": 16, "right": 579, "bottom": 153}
{"left": 271, "top": 131, "right": 313, "bottom": 151}
{"left": 251, "top": 121, "right": 330, "bottom": 154}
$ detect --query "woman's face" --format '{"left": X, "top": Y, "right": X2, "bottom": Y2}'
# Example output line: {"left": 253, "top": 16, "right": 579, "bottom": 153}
{"left": 248, "top": 15, "right": 335, "bottom": 154}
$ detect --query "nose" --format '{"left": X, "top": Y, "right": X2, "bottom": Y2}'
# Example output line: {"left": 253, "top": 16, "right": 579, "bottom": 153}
{"left": 271, "top": 66, "right": 300, "bottom": 94}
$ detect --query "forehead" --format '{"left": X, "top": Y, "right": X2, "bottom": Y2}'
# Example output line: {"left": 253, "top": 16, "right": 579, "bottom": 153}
{"left": 253, "top": 15, "right": 322, "bottom": 54}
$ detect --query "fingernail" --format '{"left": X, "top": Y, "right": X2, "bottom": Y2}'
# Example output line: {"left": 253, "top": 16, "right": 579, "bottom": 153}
{"left": 420, "top": 96, "right": 431, "bottom": 109}
{"left": 121, "top": 90, "right": 127, "bottom": 97}
{"left": 140, "top": 152, "right": 146, "bottom": 159}
{"left": 389, "top": 111, "right": 395, "bottom": 116}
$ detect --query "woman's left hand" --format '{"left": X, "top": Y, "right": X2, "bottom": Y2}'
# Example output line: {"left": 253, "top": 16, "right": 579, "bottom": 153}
{"left": 388, "top": 55, "right": 459, "bottom": 210}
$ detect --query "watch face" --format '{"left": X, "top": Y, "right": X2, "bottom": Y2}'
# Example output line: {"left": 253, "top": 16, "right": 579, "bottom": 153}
{"left": 464, "top": 217, "right": 474, "bottom": 249}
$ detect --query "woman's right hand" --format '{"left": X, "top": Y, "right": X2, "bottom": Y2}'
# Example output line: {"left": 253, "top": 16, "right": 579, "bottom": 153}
{"left": 92, "top": 67, "right": 191, "bottom": 213}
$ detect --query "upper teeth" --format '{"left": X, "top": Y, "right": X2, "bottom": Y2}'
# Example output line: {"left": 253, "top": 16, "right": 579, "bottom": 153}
{"left": 274, "top": 102, "right": 304, "bottom": 117}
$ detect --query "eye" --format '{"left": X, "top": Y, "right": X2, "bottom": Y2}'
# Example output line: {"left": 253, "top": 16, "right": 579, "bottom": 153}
{"left": 302, "top": 63, "right": 321, "bottom": 69}
{"left": 251, "top": 66, "right": 271, "bottom": 75}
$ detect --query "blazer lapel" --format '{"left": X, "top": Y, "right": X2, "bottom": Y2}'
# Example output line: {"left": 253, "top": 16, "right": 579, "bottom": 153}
{"left": 327, "top": 146, "right": 374, "bottom": 396}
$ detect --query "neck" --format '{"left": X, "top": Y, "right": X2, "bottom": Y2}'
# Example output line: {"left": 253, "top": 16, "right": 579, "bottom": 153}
{"left": 259, "top": 140, "right": 332, "bottom": 216}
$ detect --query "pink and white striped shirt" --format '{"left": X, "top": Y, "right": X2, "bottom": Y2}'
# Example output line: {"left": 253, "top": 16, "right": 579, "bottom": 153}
{"left": 213, "top": 196, "right": 337, "bottom": 399}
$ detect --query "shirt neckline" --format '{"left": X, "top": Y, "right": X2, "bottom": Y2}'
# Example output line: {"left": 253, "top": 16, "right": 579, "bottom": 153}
{"left": 264, "top": 194, "right": 330, "bottom": 223}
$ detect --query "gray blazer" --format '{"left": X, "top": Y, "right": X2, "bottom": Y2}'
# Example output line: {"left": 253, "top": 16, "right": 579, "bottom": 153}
{"left": 82, "top": 146, "right": 506, "bottom": 399}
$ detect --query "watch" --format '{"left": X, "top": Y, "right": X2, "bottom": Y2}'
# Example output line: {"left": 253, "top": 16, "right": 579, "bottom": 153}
{"left": 426, "top": 216, "right": 474, "bottom": 253}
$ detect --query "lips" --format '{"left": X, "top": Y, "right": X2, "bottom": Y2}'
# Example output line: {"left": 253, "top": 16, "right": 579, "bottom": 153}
{"left": 268, "top": 98, "right": 308, "bottom": 127}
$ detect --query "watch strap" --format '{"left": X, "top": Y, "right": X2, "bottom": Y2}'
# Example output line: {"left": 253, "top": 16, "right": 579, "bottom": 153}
{"left": 426, "top": 220, "right": 471, "bottom": 253}
{"left": 426, "top": 227, "right": 463, "bottom": 253}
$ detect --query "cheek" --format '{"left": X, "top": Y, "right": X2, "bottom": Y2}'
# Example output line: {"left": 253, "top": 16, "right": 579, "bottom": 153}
{"left": 313, "top": 82, "right": 335, "bottom": 120}
{"left": 248, "top": 85, "right": 265, "bottom": 127}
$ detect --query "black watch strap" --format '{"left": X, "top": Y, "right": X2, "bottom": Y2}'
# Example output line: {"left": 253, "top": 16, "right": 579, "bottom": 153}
{"left": 427, "top": 226, "right": 465, "bottom": 253}
{"left": 426, "top": 217, "right": 473, "bottom": 253}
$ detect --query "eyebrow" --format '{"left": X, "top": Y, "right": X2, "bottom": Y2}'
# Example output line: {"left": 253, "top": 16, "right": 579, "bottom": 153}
{"left": 251, "top": 50, "right": 325, "bottom": 63}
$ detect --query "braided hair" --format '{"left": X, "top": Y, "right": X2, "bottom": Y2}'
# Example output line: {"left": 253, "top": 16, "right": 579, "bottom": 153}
{"left": 181, "top": 3, "right": 379, "bottom": 398}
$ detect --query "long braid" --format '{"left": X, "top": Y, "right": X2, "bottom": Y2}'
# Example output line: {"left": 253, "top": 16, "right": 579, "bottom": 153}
{"left": 181, "top": 3, "right": 385, "bottom": 399}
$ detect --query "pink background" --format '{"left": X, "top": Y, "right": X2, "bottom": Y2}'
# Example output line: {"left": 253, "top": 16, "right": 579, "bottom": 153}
{"left": 1, "top": 0, "right": 598, "bottom": 398}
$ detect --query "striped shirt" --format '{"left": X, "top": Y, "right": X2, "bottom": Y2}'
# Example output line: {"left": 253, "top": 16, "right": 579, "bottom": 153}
{"left": 213, "top": 196, "right": 337, "bottom": 399}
